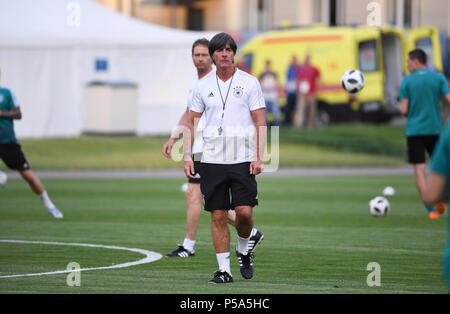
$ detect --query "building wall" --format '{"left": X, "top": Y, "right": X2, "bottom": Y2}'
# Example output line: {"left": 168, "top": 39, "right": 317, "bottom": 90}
{"left": 419, "top": 0, "right": 449, "bottom": 33}
{"left": 94, "top": 0, "right": 449, "bottom": 38}
{"left": 272, "top": 0, "right": 313, "bottom": 28}
{"left": 344, "top": 0, "right": 388, "bottom": 26}
{"left": 136, "top": 5, "right": 187, "bottom": 29}
{"left": 194, "top": 0, "right": 238, "bottom": 31}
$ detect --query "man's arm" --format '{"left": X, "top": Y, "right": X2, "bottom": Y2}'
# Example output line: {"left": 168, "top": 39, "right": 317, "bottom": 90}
{"left": 183, "top": 110, "right": 202, "bottom": 179}
{"left": 0, "top": 106, "right": 22, "bottom": 120}
{"left": 250, "top": 108, "right": 266, "bottom": 175}
{"left": 445, "top": 93, "right": 450, "bottom": 104}
{"left": 400, "top": 98, "right": 409, "bottom": 116}
{"left": 162, "top": 108, "right": 190, "bottom": 159}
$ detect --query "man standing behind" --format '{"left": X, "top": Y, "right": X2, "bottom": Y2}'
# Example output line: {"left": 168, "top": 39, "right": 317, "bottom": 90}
{"left": 162, "top": 38, "right": 214, "bottom": 257}
{"left": 284, "top": 55, "right": 299, "bottom": 125}
{"left": 294, "top": 54, "right": 321, "bottom": 129}
{"left": 400, "top": 48, "right": 450, "bottom": 219}
{"left": 260, "top": 59, "right": 281, "bottom": 126}
{"left": 184, "top": 33, "right": 266, "bottom": 284}
{"left": 0, "top": 82, "right": 63, "bottom": 218}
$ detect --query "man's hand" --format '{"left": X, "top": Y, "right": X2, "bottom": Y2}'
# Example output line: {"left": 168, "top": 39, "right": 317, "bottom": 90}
{"left": 162, "top": 137, "right": 176, "bottom": 159}
{"left": 250, "top": 159, "right": 264, "bottom": 175}
{"left": 0, "top": 107, "right": 22, "bottom": 120}
{"left": 184, "top": 155, "right": 196, "bottom": 179}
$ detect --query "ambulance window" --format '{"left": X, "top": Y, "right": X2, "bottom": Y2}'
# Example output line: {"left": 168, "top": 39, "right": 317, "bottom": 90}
{"left": 358, "top": 40, "right": 378, "bottom": 72}
{"left": 416, "top": 38, "right": 435, "bottom": 70}
{"left": 237, "top": 53, "right": 253, "bottom": 74}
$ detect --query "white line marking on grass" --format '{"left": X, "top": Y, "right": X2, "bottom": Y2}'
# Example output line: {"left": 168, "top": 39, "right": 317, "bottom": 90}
{"left": 0, "top": 239, "right": 163, "bottom": 279}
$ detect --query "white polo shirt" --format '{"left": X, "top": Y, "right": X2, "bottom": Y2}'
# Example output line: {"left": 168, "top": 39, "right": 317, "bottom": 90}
{"left": 190, "top": 68, "right": 265, "bottom": 164}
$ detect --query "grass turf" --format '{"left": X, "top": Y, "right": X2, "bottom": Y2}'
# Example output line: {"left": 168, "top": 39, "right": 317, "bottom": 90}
{"left": 0, "top": 124, "right": 406, "bottom": 170}
{"left": 0, "top": 175, "right": 447, "bottom": 294}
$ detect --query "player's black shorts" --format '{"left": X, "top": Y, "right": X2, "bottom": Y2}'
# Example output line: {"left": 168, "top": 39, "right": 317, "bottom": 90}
{"left": 188, "top": 153, "right": 202, "bottom": 184}
{"left": 406, "top": 135, "right": 439, "bottom": 164}
{"left": 199, "top": 162, "right": 258, "bottom": 212}
{"left": 0, "top": 142, "right": 31, "bottom": 171}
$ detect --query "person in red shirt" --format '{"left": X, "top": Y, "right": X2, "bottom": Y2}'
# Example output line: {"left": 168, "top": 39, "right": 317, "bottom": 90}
{"left": 294, "top": 54, "right": 321, "bottom": 129}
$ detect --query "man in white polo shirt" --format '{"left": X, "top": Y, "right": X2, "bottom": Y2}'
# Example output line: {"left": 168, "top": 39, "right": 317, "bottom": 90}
{"left": 184, "top": 33, "right": 266, "bottom": 284}
{"left": 162, "top": 38, "right": 264, "bottom": 258}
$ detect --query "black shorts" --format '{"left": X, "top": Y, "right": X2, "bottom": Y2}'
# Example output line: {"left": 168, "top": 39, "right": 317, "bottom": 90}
{"left": 188, "top": 153, "right": 202, "bottom": 184}
{"left": 0, "top": 143, "right": 31, "bottom": 171}
{"left": 199, "top": 162, "right": 258, "bottom": 212}
{"left": 406, "top": 135, "right": 439, "bottom": 164}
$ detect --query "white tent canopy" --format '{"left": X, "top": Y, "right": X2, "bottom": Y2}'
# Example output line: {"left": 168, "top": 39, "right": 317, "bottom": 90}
{"left": 0, "top": 0, "right": 215, "bottom": 138}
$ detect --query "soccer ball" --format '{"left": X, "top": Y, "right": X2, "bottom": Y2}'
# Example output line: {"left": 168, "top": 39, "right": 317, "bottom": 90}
{"left": 369, "top": 196, "right": 390, "bottom": 217}
{"left": 0, "top": 171, "right": 7, "bottom": 188}
{"left": 341, "top": 69, "right": 365, "bottom": 93}
{"left": 382, "top": 186, "right": 395, "bottom": 196}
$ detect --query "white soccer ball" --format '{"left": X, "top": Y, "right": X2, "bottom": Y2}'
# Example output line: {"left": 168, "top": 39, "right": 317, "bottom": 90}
{"left": 341, "top": 69, "right": 365, "bottom": 93}
{"left": 181, "top": 182, "right": 188, "bottom": 193}
{"left": 382, "top": 186, "right": 395, "bottom": 196}
{"left": 369, "top": 196, "right": 390, "bottom": 217}
{"left": 0, "top": 171, "right": 7, "bottom": 187}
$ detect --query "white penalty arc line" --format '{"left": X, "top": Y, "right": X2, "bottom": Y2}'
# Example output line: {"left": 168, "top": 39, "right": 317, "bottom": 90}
{"left": 0, "top": 239, "right": 163, "bottom": 279}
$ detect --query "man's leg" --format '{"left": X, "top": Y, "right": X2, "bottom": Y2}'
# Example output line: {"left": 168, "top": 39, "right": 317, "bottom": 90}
{"left": 234, "top": 205, "right": 254, "bottom": 244}
{"left": 184, "top": 182, "right": 203, "bottom": 245}
{"left": 414, "top": 163, "right": 438, "bottom": 218}
{"left": 211, "top": 209, "right": 230, "bottom": 254}
{"left": 211, "top": 209, "right": 232, "bottom": 276}
{"left": 414, "top": 163, "right": 427, "bottom": 199}
{"left": 234, "top": 205, "right": 255, "bottom": 280}
{"left": 167, "top": 182, "right": 202, "bottom": 257}
{"left": 20, "top": 169, "right": 44, "bottom": 195}
{"left": 407, "top": 137, "right": 437, "bottom": 219}
{"left": 227, "top": 210, "right": 236, "bottom": 227}
{"left": 19, "top": 169, "right": 63, "bottom": 218}
{"left": 294, "top": 96, "right": 306, "bottom": 128}
{"left": 285, "top": 93, "right": 296, "bottom": 125}
{"left": 306, "top": 96, "right": 317, "bottom": 129}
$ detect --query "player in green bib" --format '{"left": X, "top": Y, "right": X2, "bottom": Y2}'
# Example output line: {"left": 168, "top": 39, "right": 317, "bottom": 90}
{"left": 423, "top": 120, "right": 450, "bottom": 291}
{"left": 0, "top": 84, "right": 63, "bottom": 218}
{"left": 399, "top": 49, "right": 450, "bottom": 219}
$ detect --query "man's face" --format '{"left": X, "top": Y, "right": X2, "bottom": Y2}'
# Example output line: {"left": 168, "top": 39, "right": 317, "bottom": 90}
{"left": 192, "top": 44, "right": 212, "bottom": 72}
{"left": 407, "top": 56, "right": 418, "bottom": 73}
{"left": 212, "top": 44, "right": 235, "bottom": 69}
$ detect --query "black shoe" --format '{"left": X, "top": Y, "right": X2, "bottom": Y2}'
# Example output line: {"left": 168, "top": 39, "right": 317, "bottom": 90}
{"left": 208, "top": 270, "right": 233, "bottom": 284}
{"left": 166, "top": 245, "right": 194, "bottom": 258}
{"left": 236, "top": 251, "right": 254, "bottom": 279}
{"left": 248, "top": 229, "right": 264, "bottom": 254}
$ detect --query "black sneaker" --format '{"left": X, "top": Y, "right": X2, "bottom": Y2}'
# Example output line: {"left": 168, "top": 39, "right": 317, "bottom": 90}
{"left": 208, "top": 270, "right": 233, "bottom": 284}
{"left": 166, "top": 245, "right": 194, "bottom": 258}
{"left": 248, "top": 229, "right": 264, "bottom": 254}
{"left": 236, "top": 251, "right": 254, "bottom": 279}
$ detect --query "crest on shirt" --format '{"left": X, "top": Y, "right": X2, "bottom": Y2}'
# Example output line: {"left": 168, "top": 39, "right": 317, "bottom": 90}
{"left": 233, "top": 86, "right": 244, "bottom": 98}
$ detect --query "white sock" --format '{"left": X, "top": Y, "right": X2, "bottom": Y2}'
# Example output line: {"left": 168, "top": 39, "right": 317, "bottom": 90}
{"left": 250, "top": 228, "right": 257, "bottom": 237}
{"left": 237, "top": 235, "right": 250, "bottom": 255}
{"left": 39, "top": 191, "right": 55, "bottom": 210}
{"left": 216, "top": 252, "right": 231, "bottom": 275}
{"left": 182, "top": 238, "right": 196, "bottom": 253}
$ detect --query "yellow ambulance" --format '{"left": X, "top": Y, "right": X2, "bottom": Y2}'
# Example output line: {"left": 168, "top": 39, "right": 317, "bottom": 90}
{"left": 236, "top": 25, "right": 443, "bottom": 124}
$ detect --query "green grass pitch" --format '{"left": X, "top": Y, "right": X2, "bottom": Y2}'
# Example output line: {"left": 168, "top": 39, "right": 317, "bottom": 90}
{"left": 0, "top": 175, "right": 447, "bottom": 294}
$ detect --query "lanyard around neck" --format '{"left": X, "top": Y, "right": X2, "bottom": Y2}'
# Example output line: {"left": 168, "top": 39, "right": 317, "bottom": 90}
{"left": 216, "top": 68, "right": 235, "bottom": 135}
